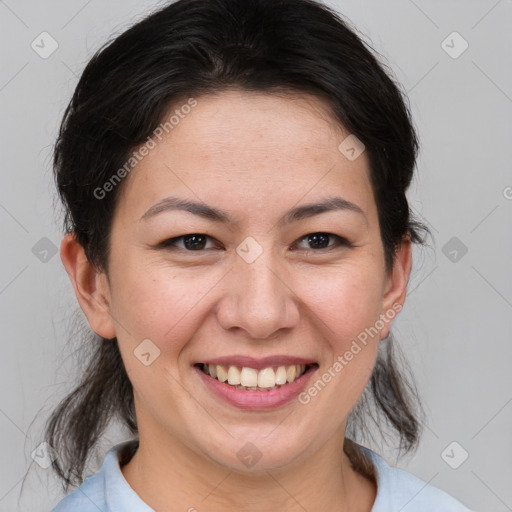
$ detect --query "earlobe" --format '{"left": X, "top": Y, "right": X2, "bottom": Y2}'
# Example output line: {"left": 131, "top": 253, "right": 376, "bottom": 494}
{"left": 379, "top": 238, "right": 412, "bottom": 339}
{"left": 60, "top": 233, "right": 117, "bottom": 339}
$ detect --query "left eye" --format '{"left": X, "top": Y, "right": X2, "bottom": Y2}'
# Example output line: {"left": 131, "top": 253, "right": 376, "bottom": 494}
{"left": 294, "top": 232, "right": 350, "bottom": 250}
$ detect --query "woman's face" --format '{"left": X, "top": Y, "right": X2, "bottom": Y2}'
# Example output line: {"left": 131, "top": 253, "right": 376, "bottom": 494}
{"left": 85, "top": 90, "right": 409, "bottom": 471}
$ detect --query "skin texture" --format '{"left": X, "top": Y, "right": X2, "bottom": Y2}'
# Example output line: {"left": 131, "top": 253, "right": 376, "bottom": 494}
{"left": 61, "top": 90, "right": 411, "bottom": 512}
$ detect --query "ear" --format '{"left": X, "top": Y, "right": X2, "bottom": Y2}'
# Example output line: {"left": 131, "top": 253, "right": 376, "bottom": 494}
{"left": 60, "top": 233, "right": 117, "bottom": 339}
{"left": 379, "top": 237, "right": 412, "bottom": 339}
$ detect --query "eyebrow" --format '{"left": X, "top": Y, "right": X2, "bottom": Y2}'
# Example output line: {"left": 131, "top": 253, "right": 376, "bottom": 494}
{"left": 139, "top": 196, "right": 366, "bottom": 224}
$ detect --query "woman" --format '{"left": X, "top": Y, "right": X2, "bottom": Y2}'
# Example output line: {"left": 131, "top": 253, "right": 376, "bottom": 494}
{"left": 48, "top": 0, "right": 472, "bottom": 510}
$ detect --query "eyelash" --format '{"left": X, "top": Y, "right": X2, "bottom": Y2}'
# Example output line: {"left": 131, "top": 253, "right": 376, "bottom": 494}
{"left": 157, "top": 233, "right": 353, "bottom": 252}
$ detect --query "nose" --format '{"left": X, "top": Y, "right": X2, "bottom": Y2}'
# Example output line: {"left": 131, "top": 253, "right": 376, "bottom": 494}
{"left": 215, "top": 252, "right": 300, "bottom": 340}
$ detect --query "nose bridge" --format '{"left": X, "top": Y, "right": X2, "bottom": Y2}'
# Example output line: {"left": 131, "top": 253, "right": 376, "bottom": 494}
{"left": 218, "top": 243, "right": 299, "bottom": 338}
{"left": 244, "top": 255, "right": 282, "bottom": 306}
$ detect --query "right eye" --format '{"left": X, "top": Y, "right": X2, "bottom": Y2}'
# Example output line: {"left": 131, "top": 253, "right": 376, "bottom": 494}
{"left": 159, "top": 234, "right": 219, "bottom": 251}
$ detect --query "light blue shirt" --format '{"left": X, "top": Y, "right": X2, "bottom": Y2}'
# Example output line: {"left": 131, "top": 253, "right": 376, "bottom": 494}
{"left": 52, "top": 440, "right": 472, "bottom": 511}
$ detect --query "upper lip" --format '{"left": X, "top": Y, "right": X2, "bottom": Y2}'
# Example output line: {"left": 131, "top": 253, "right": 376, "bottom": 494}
{"left": 196, "top": 355, "right": 317, "bottom": 370}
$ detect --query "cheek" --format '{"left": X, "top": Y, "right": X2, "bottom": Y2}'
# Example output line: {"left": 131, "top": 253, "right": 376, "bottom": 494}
{"left": 109, "top": 263, "right": 224, "bottom": 353}
{"left": 299, "top": 262, "right": 385, "bottom": 347}
{"left": 296, "top": 265, "right": 384, "bottom": 421}
{"left": 110, "top": 268, "right": 214, "bottom": 407}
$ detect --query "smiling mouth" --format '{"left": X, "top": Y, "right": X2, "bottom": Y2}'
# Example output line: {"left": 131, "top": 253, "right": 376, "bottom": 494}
{"left": 197, "top": 363, "right": 318, "bottom": 391}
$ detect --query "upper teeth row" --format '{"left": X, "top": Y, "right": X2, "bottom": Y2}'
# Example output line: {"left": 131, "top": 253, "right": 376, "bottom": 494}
{"left": 204, "top": 364, "right": 307, "bottom": 388}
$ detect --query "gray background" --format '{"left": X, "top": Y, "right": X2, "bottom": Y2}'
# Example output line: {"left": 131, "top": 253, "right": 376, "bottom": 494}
{"left": 1, "top": 0, "right": 511, "bottom": 510}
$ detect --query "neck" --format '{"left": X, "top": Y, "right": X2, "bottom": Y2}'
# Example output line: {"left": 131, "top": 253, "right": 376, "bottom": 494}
{"left": 121, "top": 429, "right": 376, "bottom": 512}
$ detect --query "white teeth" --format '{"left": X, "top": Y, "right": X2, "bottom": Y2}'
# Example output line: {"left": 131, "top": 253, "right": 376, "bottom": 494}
{"left": 240, "top": 367, "right": 258, "bottom": 387}
{"left": 216, "top": 365, "right": 228, "bottom": 382}
{"left": 227, "top": 366, "right": 241, "bottom": 385}
{"left": 275, "top": 366, "right": 287, "bottom": 385}
{"left": 286, "top": 365, "right": 296, "bottom": 383}
{"left": 203, "top": 363, "right": 309, "bottom": 390}
{"left": 258, "top": 367, "right": 275, "bottom": 388}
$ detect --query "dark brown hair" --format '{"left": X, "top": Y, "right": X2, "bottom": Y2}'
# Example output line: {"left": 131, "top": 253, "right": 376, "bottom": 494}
{"left": 45, "top": 0, "right": 428, "bottom": 490}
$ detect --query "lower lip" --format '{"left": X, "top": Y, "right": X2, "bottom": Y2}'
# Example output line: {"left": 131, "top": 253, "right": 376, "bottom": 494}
{"left": 194, "top": 365, "right": 318, "bottom": 410}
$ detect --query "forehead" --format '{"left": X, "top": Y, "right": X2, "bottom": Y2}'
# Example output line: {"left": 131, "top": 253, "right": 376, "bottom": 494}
{"left": 157, "top": 90, "right": 346, "bottom": 166}
{"left": 117, "top": 90, "right": 376, "bottom": 223}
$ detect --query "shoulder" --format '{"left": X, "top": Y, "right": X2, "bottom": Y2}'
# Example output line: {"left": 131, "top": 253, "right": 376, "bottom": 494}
{"left": 358, "top": 446, "right": 473, "bottom": 512}
{"left": 51, "top": 440, "right": 148, "bottom": 512}
{"left": 51, "top": 469, "right": 107, "bottom": 512}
